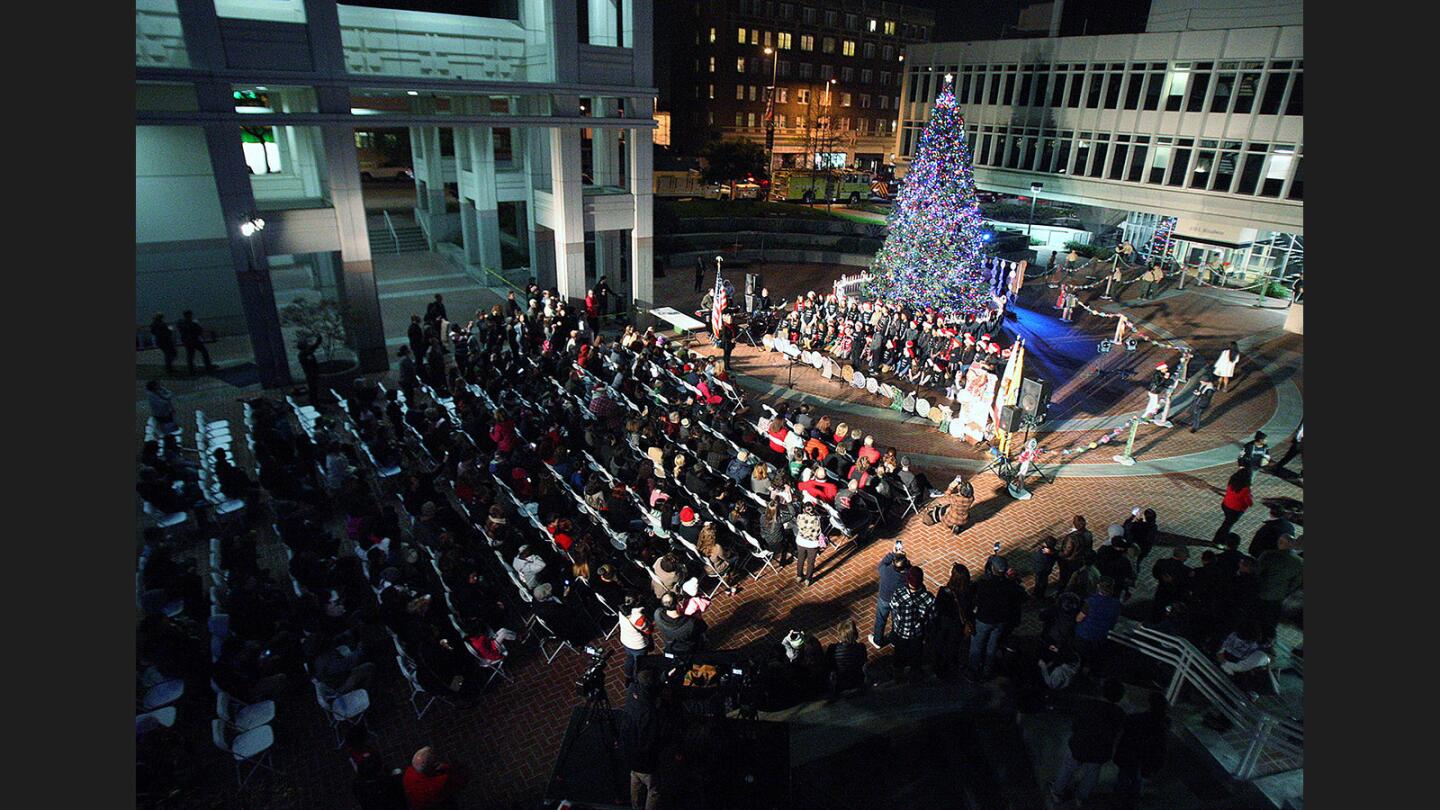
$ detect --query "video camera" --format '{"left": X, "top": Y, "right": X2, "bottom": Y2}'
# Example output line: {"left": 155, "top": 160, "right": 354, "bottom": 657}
{"left": 575, "top": 645, "right": 610, "bottom": 698}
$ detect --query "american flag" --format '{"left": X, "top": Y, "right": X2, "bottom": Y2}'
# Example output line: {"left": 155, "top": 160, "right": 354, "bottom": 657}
{"left": 711, "top": 272, "right": 727, "bottom": 337}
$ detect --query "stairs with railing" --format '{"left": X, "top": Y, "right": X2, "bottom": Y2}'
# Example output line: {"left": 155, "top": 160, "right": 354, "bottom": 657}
{"left": 1107, "top": 619, "right": 1302, "bottom": 805}
{"left": 366, "top": 210, "right": 428, "bottom": 254}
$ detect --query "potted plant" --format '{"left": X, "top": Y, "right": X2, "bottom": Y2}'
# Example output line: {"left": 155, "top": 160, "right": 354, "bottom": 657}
{"left": 279, "top": 298, "right": 359, "bottom": 381}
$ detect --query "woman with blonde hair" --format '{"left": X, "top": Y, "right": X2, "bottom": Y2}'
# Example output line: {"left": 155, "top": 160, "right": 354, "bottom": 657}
{"left": 833, "top": 422, "right": 850, "bottom": 444}
{"left": 751, "top": 462, "right": 772, "bottom": 497}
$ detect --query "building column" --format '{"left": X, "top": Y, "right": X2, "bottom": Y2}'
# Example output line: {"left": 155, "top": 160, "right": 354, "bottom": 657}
{"left": 519, "top": 94, "right": 555, "bottom": 289}
{"left": 550, "top": 96, "right": 587, "bottom": 304}
{"left": 628, "top": 96, "right": 655, "bottom": 322}
{"left": 460, "top": 199, "right": 480, "bottom": 265}
{"left": 592, "top": 98, "right": 623, "bottom": 189}
{"left": 317, "top": 86, "right": 389, "bottom": 374}
{"left": 470, "top": 125, "right": 503, "bottom": 271}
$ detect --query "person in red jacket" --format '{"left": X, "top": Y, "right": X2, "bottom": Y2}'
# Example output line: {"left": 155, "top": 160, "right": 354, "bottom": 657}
{"left": 1214, "top": 467, "right": 1253, "bottom": 544}
{"left": 402, "top": 747, "right": 468, "bottom": 810}
{"left": 798, "top": 467, "right": 839, "bottom": 503}
{"left": 489, "top": 408, "right": 518, "bottom": 453}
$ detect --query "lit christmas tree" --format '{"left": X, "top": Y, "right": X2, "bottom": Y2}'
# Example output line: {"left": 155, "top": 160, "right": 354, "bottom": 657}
{"left": 865, "top": 77, "right": 990, "bottom": 314}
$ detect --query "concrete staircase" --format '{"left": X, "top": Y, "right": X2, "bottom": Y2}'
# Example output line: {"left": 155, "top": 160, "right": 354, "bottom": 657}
{"left": 367, "top": 223, "right": 429, "bottom": 254}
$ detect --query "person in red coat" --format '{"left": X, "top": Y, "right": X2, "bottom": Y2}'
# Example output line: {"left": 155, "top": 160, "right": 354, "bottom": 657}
{"left": 489, "top": 408, "right": 518, "bottom": 453}
{"left": 798, "top": 467, "right": 839, "bottom": 503}
{"left": 402, "top": 747, "right": 468, "bottom": 810}
{"left": 1214, "top": 467, "right": 1253, "bottom": 544}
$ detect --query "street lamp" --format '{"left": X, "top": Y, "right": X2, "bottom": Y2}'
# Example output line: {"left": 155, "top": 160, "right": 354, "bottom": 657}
{"left": 763, "top": 46, "right": 780, "bottom": 194}
{"left": 823, "top": 78, "right": 837, "bottom": 213}
{"left": 1026, "top": 182, "right": 1043, "bottom": 238}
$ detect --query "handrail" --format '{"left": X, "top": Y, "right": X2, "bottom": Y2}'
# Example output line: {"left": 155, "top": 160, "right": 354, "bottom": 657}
{"left": 1107, "top": 620, "right": 1302, "bottom": 779}
{"left": 381, "top": 210, "right": 399, "bottom": 254}
{"left": 415, "top": 209, "right": 431, "bottom": 246}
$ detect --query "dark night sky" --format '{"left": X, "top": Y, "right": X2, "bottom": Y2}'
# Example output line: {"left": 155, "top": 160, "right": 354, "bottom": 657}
{"left": 908, "top": 0, "right": 1154, "bottom": 42}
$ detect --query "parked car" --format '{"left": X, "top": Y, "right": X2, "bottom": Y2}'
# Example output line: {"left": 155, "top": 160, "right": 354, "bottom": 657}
{"left": 359, "top": 163, "right": 414, "bottom": 181}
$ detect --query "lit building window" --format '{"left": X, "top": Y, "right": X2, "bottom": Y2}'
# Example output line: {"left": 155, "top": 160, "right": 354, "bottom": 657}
{"left": 709, "top": 27, "right": 716, "bottom": 44}
{"left": 842, "top": 40, "right": 856, "bottom": 57}
{"left": 737, "top": 27, "right": 747, "bottom": 44}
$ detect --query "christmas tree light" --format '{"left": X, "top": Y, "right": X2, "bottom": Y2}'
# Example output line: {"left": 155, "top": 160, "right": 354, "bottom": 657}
{"left": 864, "top": 79, "right": 990, "bottom": 314}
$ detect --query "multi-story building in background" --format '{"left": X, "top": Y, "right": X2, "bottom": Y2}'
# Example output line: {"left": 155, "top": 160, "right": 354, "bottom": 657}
{"left": 895, "top": 0, "right": 1303, "bottom": 281}
{"left": 136, "top": 0, "right": 654, "bottom": 387}
{"left": 657, "top": 0, "right": 934, "bottom": 172}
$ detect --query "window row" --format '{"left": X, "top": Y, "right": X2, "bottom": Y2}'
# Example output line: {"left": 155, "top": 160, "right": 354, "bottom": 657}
{"left": 732, "top": 112, "right": 898, "bottom": 135}
{"left": 907, "top": 59, "right": 1302, "bottom": 118}
{"left": 898, "top": 127, "right": 1302, "bottom": 200}
{"left": 734, "top": 0, "right": 926, "bottom": 39}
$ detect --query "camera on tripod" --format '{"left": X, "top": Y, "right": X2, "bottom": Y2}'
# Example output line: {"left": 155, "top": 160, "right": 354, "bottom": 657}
{"left": 575, "top": 645, "right": 610, "bottom": 698}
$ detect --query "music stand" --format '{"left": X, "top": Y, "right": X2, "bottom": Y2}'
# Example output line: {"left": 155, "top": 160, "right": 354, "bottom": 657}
{"left": 978, "top": 446, "right": 1014, "bottom": 481}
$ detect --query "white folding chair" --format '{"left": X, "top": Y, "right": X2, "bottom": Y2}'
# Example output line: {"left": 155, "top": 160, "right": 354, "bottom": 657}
{"left": 216, "top": 691, "right": 276, "bottom": 732}
{"left": 141, "top": 676, "right": 185, "bottom": 711}
{"left": 395, "top": 655, "right": 438, "bottom": 719}
{"left": 135, "top": 707, "right": 177, "bottom": 738}
{"left": 312, "top": 681, "right": 370, "bottom": 747}
{"left": 211, "top": 719, "right": 278, "bottom": 788}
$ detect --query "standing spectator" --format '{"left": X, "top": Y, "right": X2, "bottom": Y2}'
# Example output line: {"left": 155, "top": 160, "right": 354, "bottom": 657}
{"left": 1189, "top": 373, "right": 1217, "bottom": 433}
{"left": 1212, "top": 341, "right": 1241, "bottom": 392}
{"left": 177, "top": 310, "right": 216, "bottom": 373}
{"left": 969, "top": 556, "right": 1025, "bottom": 680}
{"left": 651, "top": 553, "right": 682, "bottom": 599}
{"left": 694, "top": 255, "right": 706, "bottom": 293}
{"left": 584, "top": 289, "right": 600, "bottom": 334}
{"left": 793, "top": 502, "right": 826, "bottom": 587}
{"left": 617, "top": 595, "right": 652, "bottom": 684}
{"left": 654, "top": 592, "right": 703, "bottom": 655}
{"left": 408, "top": 315, "right": 427, "bottom": 362}
{"left": 150, "top": 313, "right": 177, "bottom": 374}
{"left": 1237, "top": 431, "right": 1271, "bottom": 470}
{"left": 596, "top": 276, "right": 613, "bottom": 319}
{"left": 888, "top": 567, "right": 936, "bottom": 682}
{"left": 930, "top": 563, "right": 975, "bottom": 679}
{"left": 1150, "top": 547, "right": 1192, "bottom": 622}
{"left": 1214, "top": 467, "right": 1254, "bottom": 543}
{"left": 146, "top": 381, "right": 177, "bottom": 433}
{"left": 298, "top": 335, "right": 321, "bottom": 402}
{"left": 397, "top": 346, "right": 417, "bottom": 396}
{"left": 1053, "top": 516, "right": 1094, "bottom": 597}
{"left": 1142, "top": 362, "right": 1172, "bottom": 420}
{"left": 826, "top": 618, "right": 868, "bottom": 694}
{"left": 1255, "top": 535, "right": 1303, "bottom": 642}
{"left": 1248, "top": 506, "right": 1297, "bottom": 557}
{"left": 621, "top": 670, "right": 672, "bottom": 810}
{"left": 870, "top": 549, "right": 910, "bottom": 648}
{"left": 1123, "top": 507, "right": 1159, "bottom": 565}
{"left": 1074, "top": 578, "right": 1123, "bottom": 668}
{"left": 402, "top": 747, "right": 467, "bottom": 810}
{"left": 1113, "top": 691, "right": 1171, "bottom": 809}
{"left": 1269, "top": 421, "right": 1303, "bottom": 475}
{"left": 1050, "top": 678, "right": 1127, "bottom": 805}
{"left": 1139, "top": 263, "right": 1163, "bottom": 300}
{"left": 425, "top": 294, "right": 448, "bottom": 328}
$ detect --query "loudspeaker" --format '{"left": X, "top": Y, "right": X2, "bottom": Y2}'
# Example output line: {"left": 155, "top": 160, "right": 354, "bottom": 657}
{"left": 999, "top": 405, "right": 1024, "bottom": 433}
{"left": 1019, "top": 375, "right": 1050, "bottom": 421}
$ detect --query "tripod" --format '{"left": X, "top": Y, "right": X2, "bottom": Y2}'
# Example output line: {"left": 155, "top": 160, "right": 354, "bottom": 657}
{"left": 978, "top": 446, "right": 1015, "bottom": 481}
{"left": 551, "top": 685, "right": 624, "bottom": 804}
{"left": 1014, "top": 417, "right": 1055, "bottom": 485}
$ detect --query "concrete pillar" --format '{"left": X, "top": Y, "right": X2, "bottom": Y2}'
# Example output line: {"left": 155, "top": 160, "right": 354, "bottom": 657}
{"left": 460, "top": 199, "right": 480, "bottom": 265}
{"left": 532, "top": 227, "right": 557, "bottom": 291}
{"left": 629, "top": 96, "right": 655, "bottom": 321}
{"left": 470, "top": 125, "right": 503, "bottom": 271}
{"left": 317, "top": 85, "right": 389, "bottom": 374}
{"left": 592, "top": 98, "right": 623, "bottom": 189}
{"left": 194, "top": 81, "right": 292, "bottom": 388}
{"left": 550, "top": 97, "right": 588, "bottom": 305}
{"left": 519, "top": 94, "right": 554, "bottom": 289}
{"left": 593, "top": 230, "right": 625, "bottom": 292}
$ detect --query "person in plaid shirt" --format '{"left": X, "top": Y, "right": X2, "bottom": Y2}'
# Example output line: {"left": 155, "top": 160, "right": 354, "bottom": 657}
{"left": 889, "top": 568, "right": 936, "bottom": 681}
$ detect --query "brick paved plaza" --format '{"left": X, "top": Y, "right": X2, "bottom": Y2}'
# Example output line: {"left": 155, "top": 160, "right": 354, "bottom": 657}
{"left": 136, "top": 260, "right": 1302, "bottom": 809}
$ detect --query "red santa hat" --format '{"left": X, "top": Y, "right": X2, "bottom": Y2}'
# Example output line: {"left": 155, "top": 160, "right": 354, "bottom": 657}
{"left": 1001, "top": 348, "right": 1013, "bottom": 358}
{"left": 963, "top": 334, "right": 975, "bottom": 344}
{"left": 680, "top": 506, "right": 698, "bottom": 524}
{"left": 988, "top": 343, "right": 1000, "bottom": 353}
{"left": 1156, "top": 362, "right": 1169, "bottom": 370}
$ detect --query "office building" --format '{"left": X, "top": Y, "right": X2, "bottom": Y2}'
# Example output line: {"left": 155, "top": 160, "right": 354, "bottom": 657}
{"left": 137, "top": 0, "right": 655, "bottom": 386}
{"left": 895, "top": 0, "right": 1303, "bottom": 279}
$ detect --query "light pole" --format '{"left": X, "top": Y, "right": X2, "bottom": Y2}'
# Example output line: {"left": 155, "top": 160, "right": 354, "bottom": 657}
{"left": 763, "top": 47, "right": 779, "bottom": 189}
{"left": 823, "top": 78, "right": 836, "bottom": 213}
{"left": 1026, "top": 181, "right": 1043, "bottom": 238}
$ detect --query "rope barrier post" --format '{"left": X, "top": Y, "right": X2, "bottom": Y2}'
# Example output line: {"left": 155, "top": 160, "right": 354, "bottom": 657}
{"left": 1252, "top": 267, "right": 1270, "bottom": 308}
{"left": 1178, "top": 263, "right": 1188, "bottom": 291}
{"left": 1153, "top": 385, "right": 1175, "bottom": 428}
{"left": 1112, "top": 417, "right": 1141, "bottom": 466}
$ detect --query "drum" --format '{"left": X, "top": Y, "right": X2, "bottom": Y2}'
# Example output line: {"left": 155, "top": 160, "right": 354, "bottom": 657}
{"left": 851, "top": 370, "right": 865, "bottom": 388}
{"left": 928, "top": 405, "right": 944, "bottom": 424}
{"left": 903, "top": 394, "right": 916, "bottom": 413}
{"left": 879, "top": 383, "right": 895, "bottom": 400}
{"left": 866, "top": 377, "right": 878, "bottom": 394}
{"left": 949, "top": 418, "right": 967, "bottom": 438}
{"left": 810, "top": 353, "right": 824, "bottom": 369}
{"left": 801, "top": 350, "right": 815, "bottom": 367}
{"left": 762, "top": 334, "right": 775, "bottom": 350}
{"left": 842, "top": 364, "right": 855, "bottom": 381}
{"left": 774, "top": 335, "right": 791, "bottom": 355}
{"left": 821, "top": 359, "right": 834, "bottom": 379}
{"left": 915, "top": 397, "right": 930, "bottom": 418}
{"left": 783, "top": 344, "right": 802, "bottom": 360}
